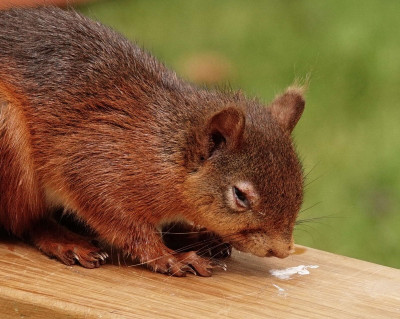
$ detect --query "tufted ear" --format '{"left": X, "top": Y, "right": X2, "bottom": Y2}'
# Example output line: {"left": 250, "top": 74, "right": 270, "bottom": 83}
{"left": 269, "top": 87, "right": 305, "bottom": 133}
{"left": 206, "top": 106, "right": 245, "bottom": 156}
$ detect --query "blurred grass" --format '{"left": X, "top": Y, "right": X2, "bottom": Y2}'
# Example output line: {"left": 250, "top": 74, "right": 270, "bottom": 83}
{"left": 77, "top": 0, "right": 400, "bottom": 268}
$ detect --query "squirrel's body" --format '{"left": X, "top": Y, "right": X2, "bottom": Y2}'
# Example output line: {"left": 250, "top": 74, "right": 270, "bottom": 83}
{"left": 0, "top": 8, "right": 305, "bottom": 276}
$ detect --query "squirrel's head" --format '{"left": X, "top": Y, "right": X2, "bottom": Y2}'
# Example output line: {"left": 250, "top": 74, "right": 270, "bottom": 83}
{"left": 183, "top": 87, "right": 305, "bottom": 258}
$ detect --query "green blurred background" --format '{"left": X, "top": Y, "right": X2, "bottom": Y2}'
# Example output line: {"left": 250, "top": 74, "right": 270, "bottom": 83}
{"left": 75, "top": 0, "right": 400, "bottom": 268}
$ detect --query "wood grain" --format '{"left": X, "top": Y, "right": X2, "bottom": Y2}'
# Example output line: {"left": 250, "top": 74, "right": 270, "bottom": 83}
{"left": 0, "top": 236, "right": 399, "bottom": 318}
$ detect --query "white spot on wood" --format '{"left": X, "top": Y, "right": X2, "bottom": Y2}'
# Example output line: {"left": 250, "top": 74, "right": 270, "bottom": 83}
{"left": 272, "top": 284, "right": 285, "bottom": 292}
{"left": 269, "top": 265, "right": 319, "bottom": 280}
{"left": 272, "top": 284, "right": 287, "bottom": 297}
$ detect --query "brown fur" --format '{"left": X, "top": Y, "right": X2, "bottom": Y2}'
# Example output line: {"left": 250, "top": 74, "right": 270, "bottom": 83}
{"left": 0, "top": 7, "right": 305, "bottom": 276}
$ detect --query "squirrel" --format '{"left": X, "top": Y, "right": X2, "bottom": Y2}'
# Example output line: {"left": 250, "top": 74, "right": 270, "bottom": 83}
{"left": 0, "top": 7, "right": 305, "bottom": 276}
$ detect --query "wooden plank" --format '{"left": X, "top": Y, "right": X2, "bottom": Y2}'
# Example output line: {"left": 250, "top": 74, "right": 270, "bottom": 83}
{"left": 0, "top": 235, "right": 399, "bottom": 318}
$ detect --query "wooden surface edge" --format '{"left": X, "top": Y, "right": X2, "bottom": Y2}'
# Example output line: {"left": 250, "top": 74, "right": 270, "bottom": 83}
{"left": 1, "top": 238, "right": 400, "bottom": 319}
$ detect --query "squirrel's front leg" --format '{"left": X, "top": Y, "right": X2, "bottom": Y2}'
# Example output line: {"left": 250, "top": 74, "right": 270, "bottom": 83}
{"left": 99, "top": 221, "right": 214, "bottom": 277}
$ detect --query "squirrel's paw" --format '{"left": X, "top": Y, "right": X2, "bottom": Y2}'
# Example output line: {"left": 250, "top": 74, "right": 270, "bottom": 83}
{"left": 49, "top": 241, "right": 109, "bottom": 269}
{"left": 30, "top": 219, "right": 108, "bottom": 269}
{"left": 149, "top": 251, "right": 215, "bottom": 277}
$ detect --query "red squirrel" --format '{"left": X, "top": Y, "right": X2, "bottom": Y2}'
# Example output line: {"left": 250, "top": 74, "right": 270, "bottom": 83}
{"left": 0, "top": 7, "right": 305, "bottom": 276}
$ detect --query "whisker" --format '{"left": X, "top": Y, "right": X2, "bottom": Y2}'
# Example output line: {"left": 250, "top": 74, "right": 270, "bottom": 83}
{"left": 127, "top": 232, "right": 242, "bottom": 269}
{"left": 299, "top": 201, "right": 322, "bottom": 214}
{"left": 293, "top": 227, "right": 317, "bottom": 241}
{"left": 160, "top": 223, "right": 179, "bottom": 240}
{"left": 296, "top": 214, "right": 340, "bottom": 226}
{"left": 304, "top": 174, "right": 324, "bottom": 188}
{"left": 304, "top": 160, "right": 320, "bottom": 180}
{"left": 160, "top": 230, "right": 211, "bottom": 235}
{"left": 168, "top": 232, "right": 240, "bottom": 254}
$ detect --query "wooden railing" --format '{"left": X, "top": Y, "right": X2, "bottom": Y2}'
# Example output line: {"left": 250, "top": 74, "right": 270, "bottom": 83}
{"left": 1, "top": 236, "right": 399, "bottom": 318}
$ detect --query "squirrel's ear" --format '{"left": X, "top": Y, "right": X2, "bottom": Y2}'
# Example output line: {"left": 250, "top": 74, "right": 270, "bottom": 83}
{"left": 206, "top": 107, "right": 245, "bottom": 155}
{"left": 268, "top": 87, "right": 305, "bottom": 133}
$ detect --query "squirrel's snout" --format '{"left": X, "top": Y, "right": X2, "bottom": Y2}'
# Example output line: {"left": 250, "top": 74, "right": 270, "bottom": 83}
{"left": 231, "top": 233, "right": 295, "bottom": 259}
{"left": 266, "top": 249, "right": 291, "bottom": 259}
{"left": 265, "top": 237, "right": 294, "bottom": 258}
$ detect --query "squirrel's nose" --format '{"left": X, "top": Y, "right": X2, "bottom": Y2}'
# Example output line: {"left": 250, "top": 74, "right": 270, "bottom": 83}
{"left": 265, "top": 236, "right": 294, "bottom": 258}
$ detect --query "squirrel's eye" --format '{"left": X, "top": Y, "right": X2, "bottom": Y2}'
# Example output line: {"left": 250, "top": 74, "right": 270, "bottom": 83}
{"left": 233, "top": 186, "right": 250, "bottom": 209}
